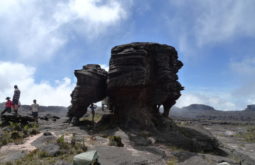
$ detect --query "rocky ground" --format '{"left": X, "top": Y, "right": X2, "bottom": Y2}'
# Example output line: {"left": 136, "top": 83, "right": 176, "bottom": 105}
{"left": 0, "top": 108, "right": 255, "bottom": 165}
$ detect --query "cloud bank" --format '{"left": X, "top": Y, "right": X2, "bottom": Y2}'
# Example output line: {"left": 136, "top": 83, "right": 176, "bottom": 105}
{"left": 1, "top": 0, "right": 254, "bottom": 110}
{"left": 0, "top": 0, "right": 128, "bottom": 62}
{"left": 176, "top": 91, "right": 236, "bottom": 111}
{"left": 0, "top": 61, "right": 75, "bottom": 106}
{"left": 167, "top": 0, "right": 255, "bottom": 55}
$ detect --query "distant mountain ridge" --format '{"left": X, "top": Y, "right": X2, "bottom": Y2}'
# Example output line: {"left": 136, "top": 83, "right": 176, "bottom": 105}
{"left": 2, "top": 102, "right": 255, "bottom": 121}
{"left": 182, "top": 104, "right": 215, "bottom": 111}
{"left": 0, "top": 103, "right": 67, "bottom": 116}
{"left": 19, "top": 105, "right": 67, "bottom": 112}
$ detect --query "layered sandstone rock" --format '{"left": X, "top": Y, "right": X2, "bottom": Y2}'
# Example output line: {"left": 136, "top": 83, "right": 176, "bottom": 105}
{"left": 107, "top": 42, "right": 183, "bottom": 129}
{"left": 67, "top": 43, "right": 183, "bottom": 129}
{"left": 67, "top": 64, "right": 107, "bottom": 123}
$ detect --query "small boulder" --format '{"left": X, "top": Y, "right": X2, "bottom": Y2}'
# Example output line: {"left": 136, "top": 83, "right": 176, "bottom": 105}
{"left": 39, "top": 143, "right": 60, "bottom": 156}
{"left": 43, "top": 131, "right": 52, "bottom": 136}
{"left": 217, "top": 162, "right": 230, "bottom": 165}
{"left": 73, "top": 150, "right": 99, "bottom": 165}
{"left": 108, "top": 136, "right": 124, "bottom": 147}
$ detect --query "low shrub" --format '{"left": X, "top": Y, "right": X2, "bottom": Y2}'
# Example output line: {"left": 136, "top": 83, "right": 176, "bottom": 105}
{"left": 108, "top": 136, "right": 124, "bottom": 147}
{"left": 0, "top": 122, "right": 40, "bottom": 147}
{"left": 237, "top": 126, "right": 255, "bottom": 142}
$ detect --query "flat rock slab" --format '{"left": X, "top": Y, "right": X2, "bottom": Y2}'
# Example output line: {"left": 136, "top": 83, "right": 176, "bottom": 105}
{"left": 94, "top": 145, "right": 166, "bottom": 165}
{"left": 0, "top": 150, "right": 27, "bottom": 163}
{"left": 174, "top": 152, "right": 239, "bottom": 165}
{"left": 204, "top": 124, "right": 255, "bottom": 164}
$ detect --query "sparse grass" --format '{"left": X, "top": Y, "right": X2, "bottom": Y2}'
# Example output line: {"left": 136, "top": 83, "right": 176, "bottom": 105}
{"left": 167, "top": 157, "right": 178, "bottom": 165}
{"left": 237, "top": 126, "right": 255, "bottom": 143}
{"left": 175, "top": 121, "right": 189, "bottom": 127}
{"left": 1, "top": 149, "right": 73, "bottom": 165}
{"left": 138, "top": 130, "right": 151, "bottom": 137}
{"left": 0, "top": 121, "right": 39, "bottom": 147}
{"left": 1, "top": 134, "right": 87, "bottom": 165}
{"left": 80, "top": 113, "right": 103, "bottom": 123}
{"left": 168, "top": 145, "right": 185, "bottom": 152}
{"left": 56, "top": 134, "right": 87, "bottom": 156}
{"left": 108, "top": 136, "right": 124, "bottom": 147}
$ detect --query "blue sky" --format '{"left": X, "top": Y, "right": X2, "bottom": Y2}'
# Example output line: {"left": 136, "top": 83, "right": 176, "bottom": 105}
{"left": 0, "top": 0, "right": 255, "bottom": 110}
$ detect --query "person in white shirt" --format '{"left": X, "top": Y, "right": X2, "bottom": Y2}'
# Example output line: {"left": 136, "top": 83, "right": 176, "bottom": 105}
{"left": 31, "top": 99, "right": 39, "bottom": 122}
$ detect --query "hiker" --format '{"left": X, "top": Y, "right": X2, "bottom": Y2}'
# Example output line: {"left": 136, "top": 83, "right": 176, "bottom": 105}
{"left": 1, "top": 97, "right": 12, "bottom": 115}
{"left": 90, "top": 103, "right": 96, "bottom": 122}
{"left": 12, "top": 85, "right": 21, "bottom": 115}
{"left": 31, "top": 99, "right": 39, "bottom": 122}
{"left": 101, "top": 97, "right": 108, "bottom": 111}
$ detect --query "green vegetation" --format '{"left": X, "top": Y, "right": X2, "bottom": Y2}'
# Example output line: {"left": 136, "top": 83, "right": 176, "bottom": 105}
{"left": 56, "top": 134, "right": 87, "bottom": 155}
{"left": 1, "top": 149, "right": 73, "bottom": 165}
{"left": 1, "top": 134, "right": 87, "bottom": 165}
{"left": 108, "top": 136, "right": 124, "bottom": 147}
{"left": 167, "top": 157, "right": 178, "bottom": 165}
{"left": 0, "top": 122, "right": 39, "bottom": 147}
{"left": 80, "top": 113, "right": 103, "bottom": 123}
{"left": 175, "top": 121, "right": 189, "bottom": 127}
{"left": 168, "top": 145, "right": 185, "bottom": 152}
{"left": 237, "top": 126, "right": 255, "bottom": 143}
{"left": 138, "top": 130, "right": 151, "bottom": 137}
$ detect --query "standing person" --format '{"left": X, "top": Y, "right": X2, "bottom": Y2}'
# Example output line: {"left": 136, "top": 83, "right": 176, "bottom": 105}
{"left": 12, "top": 85, "right": 21, "bottom": 115}
{"left": 31, "top": 99, "right": 39, "bottom": 122}
{"left": 90, "top": 103, "right": 96, "bottom": 122}
{"left": 1, "top": 97, "right": 12, "bottom": 115}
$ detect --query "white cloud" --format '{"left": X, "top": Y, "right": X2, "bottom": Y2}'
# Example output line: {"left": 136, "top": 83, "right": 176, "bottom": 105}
{"left": 175, "top": 91, "right": 237, "bottom": 110}
{"left": 0, "top": 61, "right": 75, "bottom": 106}
{"left": 0, "top": 0, "right": 128, "bottom": 62}
{"left": 54, "top": 0, "right": 127, "bottom": 39}
{"left": 168, "top": 0, "right": 255, "bottom": 48}
{"left": 69, "top": 0, "right": 125, "bottom": 23}
{"left": 195, "top": 0, "right": 255, "bottom": 46}
{"left": 230, "top": 57, "right": 255, "bottom": 76}
{"left": 99, "top": 64, "right": 109, "bottom": 72}
{"left": 231, "top": 79, "right": 255, "bottom": 108}
{"left": 229, "top": 56, "right": 255, "bottom": 104}
{"left": 229, "top": 56, "right": 255, "bottom": 107}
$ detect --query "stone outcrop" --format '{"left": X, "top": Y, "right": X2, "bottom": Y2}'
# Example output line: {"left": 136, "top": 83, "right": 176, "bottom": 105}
{"left": 67, "top": 64, "right": 107, "bottom": 123}
{"left": 245, "top": 104, "right": 255, "bottom": 111}
{"left": 68, "top": 42, "right": 183, "bottom": 129}
{"left": 0, "top": 114, "right": 35, "bottom": 125}
{"left": 107, "top": 42, "right": 183, "bottom": 129}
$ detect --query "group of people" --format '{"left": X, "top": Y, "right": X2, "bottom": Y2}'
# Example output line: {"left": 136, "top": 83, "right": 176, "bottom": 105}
{"left": 1, "top": 85, "right": 20, "bottom": 116}
{"left": 1, "top": 85, "right": 39, "bottom": 122}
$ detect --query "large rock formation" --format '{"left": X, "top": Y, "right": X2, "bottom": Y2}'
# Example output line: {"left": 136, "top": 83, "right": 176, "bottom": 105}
{"left": 107, "top": 42, "right": 183, "bottom": 129}
{"left": 67, "top": 64, "right": 107, "bottom": 123}
{"left": 68, "top": 42, "right": 183, "bottom": 129}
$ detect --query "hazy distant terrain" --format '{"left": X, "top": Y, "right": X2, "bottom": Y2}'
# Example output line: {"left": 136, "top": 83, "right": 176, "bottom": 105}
{"left": 0, "top": 103, "right": 67, "bottom": 117}
{"left": 170, "top": 104, "right": 255, "bottom": 121}
{"left": 2, "top": 102, "right": 255, "bottom": 121}
{"left": 0, "top": 103, "right": 255, "bottom": 164}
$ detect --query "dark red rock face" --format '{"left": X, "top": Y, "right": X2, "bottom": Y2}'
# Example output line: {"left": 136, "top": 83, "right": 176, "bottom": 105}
{"left": 107, "top": 42, "right": 183, "bottom": 129}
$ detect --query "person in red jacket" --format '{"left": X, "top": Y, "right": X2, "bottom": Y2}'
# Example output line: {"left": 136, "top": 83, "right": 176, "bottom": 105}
{"left": 1, "top": 97, "right": 12, "bottom": 115}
